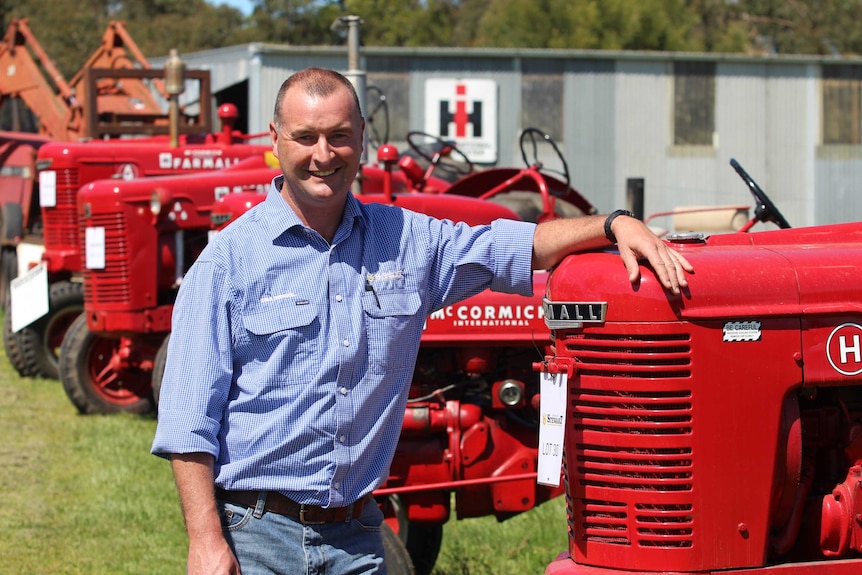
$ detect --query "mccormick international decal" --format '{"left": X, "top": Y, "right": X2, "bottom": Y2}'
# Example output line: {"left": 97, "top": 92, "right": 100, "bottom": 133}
{"left": 428, "top": 302, "right": 544, "bottom": 328}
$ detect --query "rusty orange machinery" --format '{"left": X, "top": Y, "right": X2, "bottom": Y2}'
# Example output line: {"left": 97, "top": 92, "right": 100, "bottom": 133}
{"left": 0, "top": 18, "right": 82, "bottom": 141}
{"left": 0, "top": 18, "right": 209, "bottom": 142}
{"left": 541, "top": 222, "right": 862, "bottom": 575}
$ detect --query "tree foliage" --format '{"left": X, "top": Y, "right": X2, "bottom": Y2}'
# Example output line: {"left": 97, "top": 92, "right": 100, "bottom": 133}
{"left": 3, "top": 0, "right": 862, "bottom": 81}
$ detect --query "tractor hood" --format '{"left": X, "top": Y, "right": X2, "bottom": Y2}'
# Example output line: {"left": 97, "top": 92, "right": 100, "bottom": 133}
{"left": 545, "top": 222, "right": 862, "bottom": 324}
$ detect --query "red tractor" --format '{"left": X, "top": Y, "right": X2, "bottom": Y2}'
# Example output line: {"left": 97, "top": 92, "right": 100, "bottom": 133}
{"left": 1, "top": 17, "right": 273, "bottom": 380}
{"left": 5, "top": 107, "right": 271, "bottom": 381}
{"left": 61, "top": 129, "right": 590, "bottom": 573}
{"left": 541, "top": 159, "right": 862, "bottom": 575}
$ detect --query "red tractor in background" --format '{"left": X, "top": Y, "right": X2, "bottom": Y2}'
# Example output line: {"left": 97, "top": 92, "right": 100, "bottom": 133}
{"left": 61, "top": 129, "right": 590, "bottom": 574}
{"left": 2, "top": 18, "right": 274, "bottom": 380}
{"left": 541, "top": 159, "right": 862, "bottom": 575}
{"left": 5, "top": 104, "right": 271, "bottom": 380}
{"left": 0, "top": 18, "right": 202, "bottom": 288}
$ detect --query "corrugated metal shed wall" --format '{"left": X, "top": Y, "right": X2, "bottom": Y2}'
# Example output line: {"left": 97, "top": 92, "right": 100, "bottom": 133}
{"left": 173, "top": 43, "right": 862, "bottom": 226}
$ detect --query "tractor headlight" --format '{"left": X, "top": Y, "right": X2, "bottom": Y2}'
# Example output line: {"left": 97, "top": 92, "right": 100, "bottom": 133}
{"left": 497, "top": 379, "right": 524, "bottom": 407}
{"left": 150, "top": 187, "right": 171, "bottom": 218}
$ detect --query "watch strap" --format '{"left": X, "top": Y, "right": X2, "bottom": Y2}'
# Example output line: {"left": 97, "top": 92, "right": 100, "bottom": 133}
{"left": 604, "top": 209, "right": 635, "bottom": 244}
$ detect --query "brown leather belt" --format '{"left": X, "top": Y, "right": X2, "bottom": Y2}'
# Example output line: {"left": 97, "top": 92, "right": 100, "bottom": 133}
{"left": 215, "top": 488, "right": 373, "bottom": 525}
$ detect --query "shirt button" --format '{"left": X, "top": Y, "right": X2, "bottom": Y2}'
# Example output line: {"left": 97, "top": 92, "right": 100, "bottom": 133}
{"left": 343, "top": 339, "right": 350, "bottom": 347}
{"left": 339, "top": 387, "right": 348, "bottom": 395}
{"left": 334, "top": 482, "right": 341, "bottom": 489}
{"left": 335, "top": 294, "right": 343, "bottom": 302}
{"left": 339, "top": 435, "right": 346, "bottom": 443}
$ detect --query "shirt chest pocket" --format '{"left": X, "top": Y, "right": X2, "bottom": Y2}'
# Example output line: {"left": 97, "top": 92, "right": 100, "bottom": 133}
{"left": 362, "top": 290, "right": 423, "bottom": 375}
{"left": 241, "top": 303, "right": 320, "bottom": 366}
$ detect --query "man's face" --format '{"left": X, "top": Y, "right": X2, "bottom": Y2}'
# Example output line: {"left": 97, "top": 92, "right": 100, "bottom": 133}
{"left": 270, "top": 85, "right": 365, "bottom": 214}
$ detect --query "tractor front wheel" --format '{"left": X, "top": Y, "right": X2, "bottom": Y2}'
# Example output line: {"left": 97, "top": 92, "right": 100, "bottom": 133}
{"left": 3, "top": 302, "right": 33, "bottom": 377}
{"left": 383, "top": 522, "right": 416, "bottom": 575}
{"left": 10, "top": 280, "right": 83, "bottom": 380}
{"left": 379, "top": 495, "right": 443, "bottom": 575}
{"left": 59, "top": 314, "right": 158, "bottom": 414}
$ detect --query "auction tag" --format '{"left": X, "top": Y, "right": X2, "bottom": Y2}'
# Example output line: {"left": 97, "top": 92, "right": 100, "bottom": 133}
{"left": 10, "top": 263, "right": 49, "bottom": 333}
{"left": 537, "top": 370, "right": 567, "bottom": 486}
{"left": 85, "top": 227, "right": 106, "bottom": 269}
{"left": 39, "top": 170, "right": 57, "bottom": 208}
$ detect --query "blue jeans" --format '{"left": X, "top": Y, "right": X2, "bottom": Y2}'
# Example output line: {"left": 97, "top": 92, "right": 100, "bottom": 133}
{"left": 219, "top": 493, "right": 386, "bottom": 575}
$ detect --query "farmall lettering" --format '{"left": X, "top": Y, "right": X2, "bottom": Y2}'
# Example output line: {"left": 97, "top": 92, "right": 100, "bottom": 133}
{"left": 158, "top": 151, "right": 239, "bottom": 171}
{"left": 827, "top": 323, "right": 862, "bottom": 376}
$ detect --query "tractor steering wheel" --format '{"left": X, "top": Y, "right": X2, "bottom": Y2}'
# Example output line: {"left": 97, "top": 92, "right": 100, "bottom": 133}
{"left": 406, "top": 131, "right": 474, "bottom": 179}
{"left": 730, "top": 158, "right": 791, "bottom": 229}
{"left": 365, "top": 85, "right": 389, "bottom": 149}
{"left": 519, "top": 128, "right": 570, "bottom": 193}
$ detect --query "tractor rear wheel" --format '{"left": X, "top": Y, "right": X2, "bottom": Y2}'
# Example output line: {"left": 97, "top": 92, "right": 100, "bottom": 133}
{"left": 383, "top": 522, "right": 416, "bottom": 575}
{"left": 58, "top": 314, "right": 157, "bottom": 414}
{"left": 13, "top": 280, "right": 83, "bottom": 380}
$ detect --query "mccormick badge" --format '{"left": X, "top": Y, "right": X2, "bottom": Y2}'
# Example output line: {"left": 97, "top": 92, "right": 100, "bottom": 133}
{"left": 537, "top": 370, "right": 567, "bottom": 487}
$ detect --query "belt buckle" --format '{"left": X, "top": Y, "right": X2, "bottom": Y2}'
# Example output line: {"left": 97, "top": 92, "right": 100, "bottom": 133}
{"left": 299, "top": 504, "right": 326, "bottom": 525}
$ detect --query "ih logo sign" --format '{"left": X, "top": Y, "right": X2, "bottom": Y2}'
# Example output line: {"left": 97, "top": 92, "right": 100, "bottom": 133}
{"left": 424, "top": 78, "right": 497, "bottom": 163}
{"left": 827, "top": 323, "right": 862, "bottom": 376}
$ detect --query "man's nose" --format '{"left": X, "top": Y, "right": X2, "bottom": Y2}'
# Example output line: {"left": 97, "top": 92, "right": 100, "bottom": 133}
{"left": 311, "top": 136, "right": 334, "bottom": 159}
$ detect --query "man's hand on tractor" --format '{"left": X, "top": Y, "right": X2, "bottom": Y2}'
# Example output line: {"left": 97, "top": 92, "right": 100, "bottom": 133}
{"left": 610, "top": 213, "right": 693, "bottom": 295}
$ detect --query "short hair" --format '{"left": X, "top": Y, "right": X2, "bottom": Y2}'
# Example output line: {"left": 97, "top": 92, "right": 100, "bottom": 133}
{"left": 273, "top": 67, "right": 362, "bottom": 128}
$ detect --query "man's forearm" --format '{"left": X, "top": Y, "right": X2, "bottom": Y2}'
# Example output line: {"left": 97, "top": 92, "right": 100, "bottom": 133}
{"left": 171, "top": 453, "right": 222, "bottom": 538}
{"left": 531, "top": 215, "right": 609, "bottom": 270}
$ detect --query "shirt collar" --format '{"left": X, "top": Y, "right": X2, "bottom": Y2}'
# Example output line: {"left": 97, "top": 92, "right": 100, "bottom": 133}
{"left": 262, "top": 174, "right": 366, "bottom": 243}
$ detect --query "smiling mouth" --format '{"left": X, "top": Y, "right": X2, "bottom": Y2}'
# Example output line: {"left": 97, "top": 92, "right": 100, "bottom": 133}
{"left": 310, "top": 168, "right": 337, "bottom": 177}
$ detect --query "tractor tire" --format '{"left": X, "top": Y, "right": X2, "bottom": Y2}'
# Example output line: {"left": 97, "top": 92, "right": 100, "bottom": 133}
{"left": 0, "top": 247, "right": 18, "bottom": 307}
{"left": 383, "top": 522, "right": 416, "bottom": 575}
{"left": 405, "top": 524, "right": 443, "bottom": 575}
{"left": 3, "top": 302, "right": 35, "bottom": 377}
{"left": 0, "top": 202, "right": 24, "bottom": 241}
{"left": 14, "top": 280, "right": 83, "bottom": 380}
{"left": 488, "top": 190, "right": 584, "bottom": 223}
{"left": 58, "top": 314, "right": 156, "bottom": 415}
{"left": 151, "top": 333, "right": 170, "bottom": 410}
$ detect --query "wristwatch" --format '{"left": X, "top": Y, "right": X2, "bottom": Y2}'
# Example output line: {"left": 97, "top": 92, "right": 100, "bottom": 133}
{"left": 604, "top": 209, "right": 635, "bottom": 244}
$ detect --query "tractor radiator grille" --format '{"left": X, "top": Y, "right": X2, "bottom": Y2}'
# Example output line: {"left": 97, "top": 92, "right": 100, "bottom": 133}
{"left": 43, "top": 168, "right": 80, "bottom": 250}
{"left": 81, "top": 212, "right": 130, "bottom": 304}
{"left": 564, "top": 332, "right": 691, "bottom": 378}
{"left": 563, "top": 330, "right": 695, "bottom": 550}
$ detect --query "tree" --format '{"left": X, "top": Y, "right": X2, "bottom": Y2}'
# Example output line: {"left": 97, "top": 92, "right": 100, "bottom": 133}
{"left": 342, "top": 0, "right": 457, "bottom": 47}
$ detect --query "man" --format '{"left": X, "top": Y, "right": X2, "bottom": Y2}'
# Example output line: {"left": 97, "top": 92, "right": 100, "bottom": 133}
{"left": 152, "top": 67, "right": 692, "bottom": 575}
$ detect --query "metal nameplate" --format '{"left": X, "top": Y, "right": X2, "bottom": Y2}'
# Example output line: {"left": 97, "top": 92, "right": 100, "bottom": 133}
{"left": 543, "top": 298, "right": 607, "bottom": 329}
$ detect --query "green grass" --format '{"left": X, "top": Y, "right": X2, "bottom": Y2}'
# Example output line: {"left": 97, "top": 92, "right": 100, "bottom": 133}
{"left": 0, "top": 342, "right": 567, "bottom": 574}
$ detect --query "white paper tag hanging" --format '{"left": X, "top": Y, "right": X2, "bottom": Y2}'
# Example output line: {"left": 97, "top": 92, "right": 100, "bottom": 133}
{"left": 10, "top": 263, "right": 49, "bottom": 332}
{"left": 537, "top": 370, "right": 567, "bottom": 486}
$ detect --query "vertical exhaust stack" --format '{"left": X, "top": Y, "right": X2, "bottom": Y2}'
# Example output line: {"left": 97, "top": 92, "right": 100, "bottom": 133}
{"left": 334, "top": 15, "right": 367, "bottom": 192}
{"left": 164, "top": 49, "right": 186, "bottom": 148}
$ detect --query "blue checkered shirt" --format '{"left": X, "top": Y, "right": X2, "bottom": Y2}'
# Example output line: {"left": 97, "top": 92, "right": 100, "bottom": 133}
{"left": 151, "top": 176, "right": 536, "bottom": 507}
